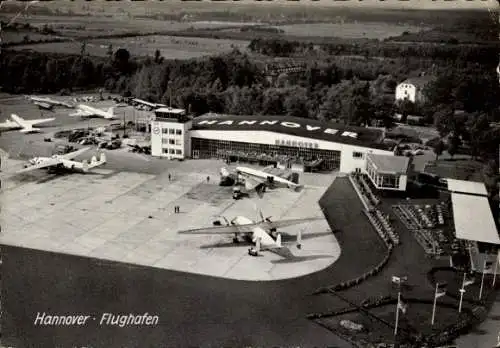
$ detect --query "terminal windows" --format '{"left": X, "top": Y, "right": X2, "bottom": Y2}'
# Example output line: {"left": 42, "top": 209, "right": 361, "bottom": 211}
{"left": 176, "top": 129, "right": 182, "bottom": 135}
{"left": 175, "top": 139, "right": 181, "bottom": 145}
{"left": 162, "top": 128, "right": 168, "bottom": 134}
{"left": 176, "top": 149, "right": 182, "bottom": 155}
{"left": 169, "top": 149, "right": 175, "bottom": 154}
{"left": 162, "top": 148, "right": 169, "bottom": 154}
{"left": 353, "top": 151, "right": 364, "bottom": 159}
{"left": 169, "top": 139, "right": 175, "bottom": 145}
{"left": 169, "top": 129, "right": 175, "bottom": 134}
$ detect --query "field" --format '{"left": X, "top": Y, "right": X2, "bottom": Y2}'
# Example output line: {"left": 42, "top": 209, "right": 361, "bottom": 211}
{"left": 10, "top": 35, "right": 250, "bottom": 60}
{"left": 0, "top": 15, "right": 254, "bottom": 37}
{"left": 274, "top": 22, "right": 428, "bottom": 39}
{"left": 1, "top": 31, "right": 63, "bottom": 44}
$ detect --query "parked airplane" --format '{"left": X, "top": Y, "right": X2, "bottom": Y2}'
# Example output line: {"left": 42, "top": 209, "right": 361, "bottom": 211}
{"left": 220, "top": 166, "right": 303, "bottom": 199}
{"left": 0, "top": 114, "right": 55, "bottom": 133}
{"left": 33, "top": 101, "right": 54, "bottom": 110}
{"left": 15, "top": 147, "right": 106, "bottom": 174}
{"left": 26, "top": 95, "right": 74, "bottom": 108}
{"left": 69, "top": 104, "right": 115, "bottom": 119}
{"left": 131, "top": 98, "right": 166, "bottom": 110}
{"left": 178, "top": 211, "right": 323, "bottom": 258}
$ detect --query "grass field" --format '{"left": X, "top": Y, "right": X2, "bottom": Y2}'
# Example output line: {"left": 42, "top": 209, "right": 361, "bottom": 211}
{"left": 10, "top": 35, "right": 250, "bottom": 59}
{"left": 1, "top": 31, "right": 63, "bottom": 44}
{"left": 275, "top": 22, "right": 428, "bottom": 39}
{"left": 0, "top": 15, "right": 255, "bottom": 38}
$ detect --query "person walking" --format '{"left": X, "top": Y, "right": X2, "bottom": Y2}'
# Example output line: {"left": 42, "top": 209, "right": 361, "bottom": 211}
{"left": 206, "top": 176, "right": 210, "bottom": 183}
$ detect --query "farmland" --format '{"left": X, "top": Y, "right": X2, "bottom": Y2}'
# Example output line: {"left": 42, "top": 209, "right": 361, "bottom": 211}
{"left": 9, "top": 35, "right": 250, "bottom": 60}
{"left": 1, "top": 31, "right": 62, "bottom": 44}
{"left": 0, "top": 15, "right": 255, "bottom": 38}
{"left": 274, "top": 22, "right": 428, "bottom": 39}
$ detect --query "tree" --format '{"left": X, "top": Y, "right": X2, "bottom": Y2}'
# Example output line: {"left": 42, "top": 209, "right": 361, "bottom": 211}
{"left": 433, "top": 140, "right": 445, "bottom": 161}
{"left": 397, "top": 99, "right": 415, "bottom": 123}
{"left": 433, "top": 106, "right": 454, "bottom": 137}
{"left": 447, "top": 135, "right": 460, "bottom": 159}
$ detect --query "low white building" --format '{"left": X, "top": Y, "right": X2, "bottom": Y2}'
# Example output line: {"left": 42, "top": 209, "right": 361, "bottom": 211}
{"left": 395, "top": 76, "right": 434, "bottom": 103}
{"left": 365, "top": 153, "right": 410, "bottom": 191}
{"left": 151, "top": 112, "right": 398, "bottom": 173}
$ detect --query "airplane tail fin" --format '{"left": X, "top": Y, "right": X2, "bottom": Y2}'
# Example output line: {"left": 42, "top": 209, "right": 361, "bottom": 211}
{"left": 107, "top": 107, "right": 114, "bottom": 116}
{"left": 276, "top": 233, "right": 282, "bottom": 248}
{"left": 90, "top": 155, "right": 97, "bottom": 164}
{"left": 99, "top": 152, "right": 106, "bottom": 163}
{"left": 290, "top": 172, "right": 300, "bottom": 184}
{"left": 256, "top": 237, "right": 261, "bottom": 253}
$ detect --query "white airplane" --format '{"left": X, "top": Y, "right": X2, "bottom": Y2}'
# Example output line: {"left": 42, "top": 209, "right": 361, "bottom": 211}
{"left": 33, "top": 101, "right": 54, "bottom": 110}
{"left": 178, "top": 211, "right": 323, "bottom": 258}
{"left": 132, "top": 98, "right": 166, "bottom": 110}
{"left": 0, "top": 114, "right": 55, "bottom": 133}
{"left": 221, "top": 166, "right": 303, "bottom": 198}
{"left": 69, "top": 104, "right": 115, "bottom": 119}
{"left": 26, "top": 95, "right": 74, "bottom": 108}
{"left": 15, "top": 147, "right": 106, "bottom": 174}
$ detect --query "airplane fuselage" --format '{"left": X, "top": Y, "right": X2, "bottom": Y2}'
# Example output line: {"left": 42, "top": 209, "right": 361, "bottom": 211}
{"left": 236, "top": 166, "right": 297, "bottom": 189}
{"left": 232, "top": 216, "right": 276, "bottom": 247}
{"left": 76, "top": 104, "right": 111, "bottom": 118}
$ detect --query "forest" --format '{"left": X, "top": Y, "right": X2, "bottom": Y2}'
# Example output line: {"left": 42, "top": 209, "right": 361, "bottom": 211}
{"left": 0, "top": 28, "right": 499, "bottom": 162}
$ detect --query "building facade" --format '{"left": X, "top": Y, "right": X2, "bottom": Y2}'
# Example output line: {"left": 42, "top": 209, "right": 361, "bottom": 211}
{"left": 395, "top": 76, "right": 434, "bottom": 103}
{"left": 365, "top": 153, "right": 410, "bottom": 191}
{"left": 150, "top": 108, "right": 192, "bottom": 160}
{"left": 151, "top": 113, "right": 397, "bottom": 173}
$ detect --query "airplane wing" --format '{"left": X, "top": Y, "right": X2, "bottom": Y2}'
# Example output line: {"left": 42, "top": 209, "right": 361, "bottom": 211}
{"left": 30, "top": 117, "right": 55, "bottom": 125}
{"left": 178, "top": 224, "right": 255, "bottom": 235}
{"left": 0, "top": 120, "right": 17, "bottom": 128}
{"left": 69, "top": 110, "right": 93, "bottom": 117}
{"left": 60, "top": 147, "right": 90, "bottom": 160}
{"left": 178, "top": 217, "right": 323, "bottom": 235}
{"left": 261, "top": 217, "right": 324, "bottom": 230}
{"left": 264, "top": 246, "right": 296, "bottom": 259}
{"left": 16, "top": 158, "right": 63, "bottom": 173}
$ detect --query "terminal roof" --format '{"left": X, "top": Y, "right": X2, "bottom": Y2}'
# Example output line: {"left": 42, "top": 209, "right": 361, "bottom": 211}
{"left": 446, "top": 178, "right": 488, "bottom": 196}
{"left": 452, "top": 193, "right": 499, "bottom": 244}
{"left": 192, "top": 114, "right": 390, "bottom": 150}
{"left": 367, "top": 153, "right": 410, "bottom": 174}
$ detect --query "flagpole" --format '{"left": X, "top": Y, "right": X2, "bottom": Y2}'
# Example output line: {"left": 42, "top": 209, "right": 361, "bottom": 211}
{"left": 394, "top": 291, "right": 400, "bottom": 336}
{"left": 479, "top": 259, "right": 486, "bottom": 300}
{"left": 431, "top": 283, "right": 438, "bottom": 326}
{"left": 458, "top": 272, "right": 466, "bottom": 313}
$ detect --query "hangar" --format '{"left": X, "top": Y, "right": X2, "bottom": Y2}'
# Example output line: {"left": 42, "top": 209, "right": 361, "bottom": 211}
{"left": 150, "top": 111, "right": 397, "bottom": 173}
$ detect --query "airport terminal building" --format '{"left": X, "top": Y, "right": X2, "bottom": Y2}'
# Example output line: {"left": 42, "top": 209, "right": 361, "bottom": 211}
{"left": 150, "top": 111, "right": 397, "bottom": 173}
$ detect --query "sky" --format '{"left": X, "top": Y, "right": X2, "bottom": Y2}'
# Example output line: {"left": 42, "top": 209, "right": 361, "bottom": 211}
{"left": 1, "top": 0, "right": 498, "bottom": 11}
